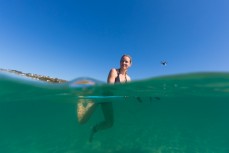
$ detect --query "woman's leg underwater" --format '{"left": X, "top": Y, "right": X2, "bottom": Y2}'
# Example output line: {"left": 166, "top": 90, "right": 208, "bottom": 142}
{"left": 89, "top": 102, "right": 114, "bottom": 142}
{"left": 77, "top": 99, "right": 97, "bottom": 124}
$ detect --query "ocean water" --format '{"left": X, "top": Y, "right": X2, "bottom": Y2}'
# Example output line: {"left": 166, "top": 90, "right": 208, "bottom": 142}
{"left": 0, "top": 71, "right": 229, "bottom": 153}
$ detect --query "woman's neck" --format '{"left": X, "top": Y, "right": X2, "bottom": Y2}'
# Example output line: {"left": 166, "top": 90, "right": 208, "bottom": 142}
{"left": 119, "top": 68, "right": 127, "bottom": 75}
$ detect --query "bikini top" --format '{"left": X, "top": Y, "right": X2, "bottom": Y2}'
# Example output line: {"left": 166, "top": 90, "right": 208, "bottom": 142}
{"left": 115, "top": 69, "right": 127, "bottom": 83}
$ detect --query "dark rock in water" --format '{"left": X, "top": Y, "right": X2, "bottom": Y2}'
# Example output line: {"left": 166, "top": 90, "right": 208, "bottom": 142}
{"left": 0, "top": 68, "right": 67, "bottom": 83}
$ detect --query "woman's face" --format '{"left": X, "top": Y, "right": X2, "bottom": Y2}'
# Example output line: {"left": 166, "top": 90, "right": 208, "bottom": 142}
{"left": 120, "top": 56, "right": 131, "bottom": 70}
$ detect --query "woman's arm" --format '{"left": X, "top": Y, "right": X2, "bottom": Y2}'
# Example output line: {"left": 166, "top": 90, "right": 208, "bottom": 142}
{"left": 107, "top": 69, "right": 117, "bottom": 84}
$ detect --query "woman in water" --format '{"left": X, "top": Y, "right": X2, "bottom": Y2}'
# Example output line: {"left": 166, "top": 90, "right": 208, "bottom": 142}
{"left": 77, "top": 54, "right": 132, "bottom": 141}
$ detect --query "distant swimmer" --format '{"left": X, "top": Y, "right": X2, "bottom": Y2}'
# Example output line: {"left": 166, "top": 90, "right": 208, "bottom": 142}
{"left": 161, "top": 61, "right": 167, "bottom": 66}
{"left": 76, "top": 54, "right": 132, "bottom": 142}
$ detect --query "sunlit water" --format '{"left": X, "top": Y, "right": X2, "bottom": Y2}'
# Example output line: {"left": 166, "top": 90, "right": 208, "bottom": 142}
{"left": 0, "top": 71, "right": 229, "bottom": 153}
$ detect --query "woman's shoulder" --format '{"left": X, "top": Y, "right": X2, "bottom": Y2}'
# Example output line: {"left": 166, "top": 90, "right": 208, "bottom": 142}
{"left": 109, "top": 68, "right": 118, "bottom": 73}
{"left": 109, "top": 68, "right": 118, "bottom": 76}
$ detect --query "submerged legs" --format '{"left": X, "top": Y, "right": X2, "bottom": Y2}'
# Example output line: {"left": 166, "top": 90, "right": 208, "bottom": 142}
{"left": 89, "top": 102, "right": 114, "bottom": 142}
{"left": 76, "top": 99, "right": 114, "bottom": 142}
{"left": 77, "top": 99, "right": 97, "bottom": 124}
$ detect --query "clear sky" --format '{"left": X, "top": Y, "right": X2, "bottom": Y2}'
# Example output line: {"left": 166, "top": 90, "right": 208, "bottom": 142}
{"left": 0, "top": 0, "right": 229, "bottom": 81}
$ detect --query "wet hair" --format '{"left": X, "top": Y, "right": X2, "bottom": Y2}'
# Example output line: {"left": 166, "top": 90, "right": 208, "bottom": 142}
{"left": 120, "top": 54, "right": 132, "bottom": 64}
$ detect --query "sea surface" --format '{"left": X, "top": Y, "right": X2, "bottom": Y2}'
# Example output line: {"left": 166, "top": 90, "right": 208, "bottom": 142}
{"left": 0, "top": 71, "right": 229, "bottom": 153}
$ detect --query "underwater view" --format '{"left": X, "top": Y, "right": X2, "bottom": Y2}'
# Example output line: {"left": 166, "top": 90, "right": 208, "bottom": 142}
{"left": 0, "top": 71, "right": 229, "bottom": 153}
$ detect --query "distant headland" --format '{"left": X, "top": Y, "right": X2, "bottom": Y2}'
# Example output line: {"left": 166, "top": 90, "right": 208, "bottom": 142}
{"left": 0, "top": 68, "right": 66, "bottom": 83}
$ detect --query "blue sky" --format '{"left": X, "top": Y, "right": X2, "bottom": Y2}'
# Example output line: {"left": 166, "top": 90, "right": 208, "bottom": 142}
{"left": 0, "top": 0, "right": 229, "bottom": 81}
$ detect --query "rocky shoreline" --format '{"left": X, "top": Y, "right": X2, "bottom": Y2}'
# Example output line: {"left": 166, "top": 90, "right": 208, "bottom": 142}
{"left": 0, "top": 68, "right": 67, "bottom": 83}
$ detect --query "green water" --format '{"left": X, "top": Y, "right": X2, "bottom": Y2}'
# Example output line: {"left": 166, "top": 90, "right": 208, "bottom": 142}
{"left": 0, "top": 72, "right": 229, "bottom": 153}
